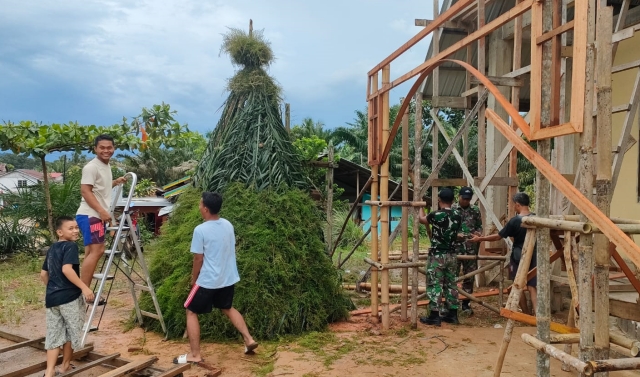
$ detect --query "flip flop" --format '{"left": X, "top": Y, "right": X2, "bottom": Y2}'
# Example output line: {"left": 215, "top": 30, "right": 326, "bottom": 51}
{"left": 172, "top": 354, "right": 203, "bottom": 364}
{"left": 244, "top": 342, "right": 259, "bottom": 354}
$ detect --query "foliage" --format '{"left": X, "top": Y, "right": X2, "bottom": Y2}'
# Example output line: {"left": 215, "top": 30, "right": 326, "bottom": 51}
{"left": 195, "top": 26, "right": 305, "bottom": 193}
{"left": 291, "top": 118, "right": 332, "bottom": 142}
{"left": 0, "top": 217, "right": 39, "bottom": 257}
{"left": 0, "top": 103, "right": 187, "bottom": 239}
{"left": 0, "top": 153, "right": 39, "bottom": 170}
{"left": 293, "top": 136, "right": 327, "bottom": 162}
{"left": 143, "top": 184, "right": 352, "bottom": 340}
{"left": 134, "top": 178, "right": 157, "bottom": 197}
{"left": 329, "top": 208, "right": 364, "bottom": 249}
{"left": 121, "top": 131, "right": 206, "bottom": 186}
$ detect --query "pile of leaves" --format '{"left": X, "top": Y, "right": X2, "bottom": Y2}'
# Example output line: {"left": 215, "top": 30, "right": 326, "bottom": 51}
{"left": 143, "top": 183, "right": 352, "bottom": 340}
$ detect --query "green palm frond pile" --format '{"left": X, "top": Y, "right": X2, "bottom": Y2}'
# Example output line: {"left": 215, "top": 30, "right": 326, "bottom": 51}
{"left": 194, "top": 27, "right": 305, "bottom": 192}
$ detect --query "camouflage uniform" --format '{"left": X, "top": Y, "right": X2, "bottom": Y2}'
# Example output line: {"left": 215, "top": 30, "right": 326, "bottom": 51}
{"left": 452, "top": 203, "right": 483, "bottom": 296}
{"left": 426, "top": 208, "right": 462, "bottom": 313}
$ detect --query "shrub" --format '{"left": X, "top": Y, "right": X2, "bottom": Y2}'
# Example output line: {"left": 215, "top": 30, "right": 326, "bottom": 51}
{"left": 143, "top": 183, "right": 352, "bottom": 340}
{"left": 0, "top": 217, "right": 39, "bottom": 257}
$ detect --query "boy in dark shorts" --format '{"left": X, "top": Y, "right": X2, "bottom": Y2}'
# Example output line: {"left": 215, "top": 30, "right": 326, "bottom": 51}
{"left": 41, "top": 217, "right": 95, "bottom": 377}
{"left": 173, "top": 192, "right": 258, "bottom": 365}
{"left": 470, "top": 192, "right": 537, "bottom": 314}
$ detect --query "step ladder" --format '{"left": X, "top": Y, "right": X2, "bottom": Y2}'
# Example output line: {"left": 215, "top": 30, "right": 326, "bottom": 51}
{"left": 80, "top": 172, "right": 167, "bottom": 346}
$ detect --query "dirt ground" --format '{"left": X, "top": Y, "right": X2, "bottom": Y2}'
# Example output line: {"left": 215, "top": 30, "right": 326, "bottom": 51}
{"left": 2, "top": 283, "right": 640, "bottom": 377}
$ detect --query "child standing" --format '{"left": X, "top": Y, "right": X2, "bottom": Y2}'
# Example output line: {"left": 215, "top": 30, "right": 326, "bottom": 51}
{"left": 41, "top": 216, "right": 95, "bottom": 377}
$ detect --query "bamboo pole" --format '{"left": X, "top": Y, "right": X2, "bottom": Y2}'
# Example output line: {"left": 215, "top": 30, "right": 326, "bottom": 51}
{"left": 380, "top": 64, "right": 391, "bottom": 330}
{"left": 520, "top": 216, "right": 592, "bottom": 233}
{"left": 521, "top": 334, "right": 594, "bottom": 376}
{"left": 432, "top": 0, "right": 440, "bottom": 212}
{"left": 401, "top": 99, "right": 410, "bottom": 321}
{"left": 509, "top": 0, "right": 522, "bottom": 219}
{"left": 551, "top": 215, "right": 640, "bottom": 225}
{"left": 457, "top": 287, "right": 500, "bottom": 313}
{"left": 326, "top": 142, "right": 334, "bottom": 255}
{"left": 594, "top": 7, "right": 613, "bottom": 371}
{"left": 457, "top": 255, "right": 507, "bottom": 260}
{"left": 562, "top": 232, "right": 579, "bottom": 315}
{"left": 551, "top": 334, "right": 581, "bottom": 344}
{"left": 350, "top": 283, "right": 426, "bottom": 294}
{"left": 578, "top": 0, "right": 596, "bottom": 368}
{"left": 365, "top": 200, "right": 428, "bottom": 207}
{"left": 494, "top": 228, "right": 537, "bottom": 377}
{"left": 609, "top": 333, "right": 640, "bottom": 357}
{"left": 369, "top": 71, "right": 379, "bottom": 323}
{"left": 589, "top": 358, "right": 640, "bottom": 373}
{"left": 456, "top": 260, "right": 502, "bottom": 282}
{"left": 363, "top": 258, "right": 425, "bottom": 270}
{"left": 411, "top": 90, "right": 423, "bottom": 329}
{"left": 589, "top": 224, "right": 640, "bottom": 234}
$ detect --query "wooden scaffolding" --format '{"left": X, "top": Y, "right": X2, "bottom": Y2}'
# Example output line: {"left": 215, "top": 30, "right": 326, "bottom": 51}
{"left": 359, "top": 0, "right": 640, "bottom": 375}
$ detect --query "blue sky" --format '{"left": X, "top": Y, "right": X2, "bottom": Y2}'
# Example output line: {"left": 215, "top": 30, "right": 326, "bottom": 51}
{"left": 0, "top": 0, "right": 436, "bottom": 135}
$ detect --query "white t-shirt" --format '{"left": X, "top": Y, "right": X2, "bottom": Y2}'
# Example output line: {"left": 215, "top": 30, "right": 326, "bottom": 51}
{"left": 76, "top": 158, "right": 112, "bottom": 218}
{"left": 190, "top": 218, "right": 240, "bottom": 289}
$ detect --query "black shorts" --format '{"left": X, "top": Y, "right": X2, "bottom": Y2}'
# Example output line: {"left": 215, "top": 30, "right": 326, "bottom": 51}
{"left": 184, "top": 284, "right": 235, "bottom": 314}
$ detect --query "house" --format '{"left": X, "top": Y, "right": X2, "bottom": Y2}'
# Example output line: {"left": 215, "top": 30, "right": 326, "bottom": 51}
{"left": 0, "top": 169, "right": 63, "bottom": 193}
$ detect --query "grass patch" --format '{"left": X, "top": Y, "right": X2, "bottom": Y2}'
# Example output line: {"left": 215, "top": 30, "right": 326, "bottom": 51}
{"left": 0, "top": 254, "right": 45, "bottom": 325}
{"left": 294, "top": 331, "right": 359, "bottom": 367}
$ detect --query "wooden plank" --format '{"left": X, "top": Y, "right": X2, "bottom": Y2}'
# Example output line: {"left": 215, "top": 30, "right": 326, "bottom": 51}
{"left": 98, "top": 357, "right": 158, "bottom": 377}
{"left": 59, "top": 353, "right": 120, "bottom": 377}
{"left": 501, "top": 9, "right": 533, "bottom": 39}
{"left": 0, "top": 346, "right": 93, "bottom": 377}
{"left": 0, "top": 337, "right": 45, "bottom": 354}
{"left": 432, "top": 96, "right": 469, "bottom": 108}
{"left": 378, "top": 0, "right": 534, "bottom": 96}
{"left": 470, "top": 76, "right": 524, "bottom": 87}
{"left": 592, "top": 104, "right": 631, "bottom": 117}
{"left": 609, "top": 299, "right": 640, "bottom": 322}
{"left": 610, "top": 245, "right": 640, "bottom": 294}
{"left": 612, "top": 59, "right": 640, "bottom": 74}
{"left": 535, "top": 20, "right": 575, "bottom": 45}
{"left": 368, "top": 0, "right": 476, "bottom": 75}
{"left": 503, "top": 65, "right": 531, "bottom": 78}
{"left": 153, "top": 364, "right": 192, "bottom": 377}
{"left": 414, "top": 19, "right": 470, "bottom": 30}
{"left": 473, "top": 176, "right": 519, "bottom": 186}
{"left": 500, "top": 309, "right": 580, "bottom": 333}
{"left": 461, "top": 86, "right": 479, "bottom": 97}
{"left": 487, "top": 109, "right": 640, "bottom": 271}
{"left": 612, "top": 23, "right": 640, "bottom": 44}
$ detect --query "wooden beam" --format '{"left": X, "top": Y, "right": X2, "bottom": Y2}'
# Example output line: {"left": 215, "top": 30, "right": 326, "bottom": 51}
{"left": 612, "top": 23, "right": 640, "bottom": 44}
{"left": 414, "top": 18, "right": 471, "bottom": 30}
{"left": 470, "top": 76, "right": 524, "bottom": 87}
{"left": 487, "top": 109, "right": 640, "bottom": 271}
{"left": 60, "top": 354, "right": 120, "bottom": 377}
{"left": 377, "top": 0, "right": 534, "bottom": 97}
{"left": 368, "top": 0, "right": 476, "bottom": 75}
{"left": 609, "top": 299, "right": 640, "bottom": 322}
{"left": 98, "top": 358, "right": 158, "bottom": 377}
{"left": 432, "top": 96, "right": 469, "bottom": 108}
{"left": 500, "top": 309, "right": 580, "bottom": 333}
{"left": 0, "top": 346, "right": 93, "bottom": 377}
{"left": 502, "top": 9, "right": 533, "bottom": 39}
{"left": 535, "top": 20, "right": 575, "bottom": 45}
{"left": 503, "top": 65, "right": 532, "bottom": 78}
{"left": 474, "top": 176, "right": 519, "bottom": 186}
{"left": 461, "top": 86, "right": 479, "bottom": 97}
{"left": 612, "top": 59, "right": 640, "bottom": 74}
{"left": 0, "top": 337, "right": 45, "bottom": 354}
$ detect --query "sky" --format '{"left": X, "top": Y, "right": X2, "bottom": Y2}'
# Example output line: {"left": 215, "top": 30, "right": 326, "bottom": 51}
{"left": 0, "top": 0, "right": 436, "bottom": 136}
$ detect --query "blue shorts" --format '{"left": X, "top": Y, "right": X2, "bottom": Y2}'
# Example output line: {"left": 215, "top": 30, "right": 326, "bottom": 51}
{"left": 76, "top": 215, "right": 105, "bottom": 246}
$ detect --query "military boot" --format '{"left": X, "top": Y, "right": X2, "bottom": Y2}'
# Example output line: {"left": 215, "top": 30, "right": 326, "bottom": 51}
{"left": 461, "top": 300, "right": 474, "bottom": 316}
{"left": 441, "top": 310, "right": 460, "bottom": 324}
{"left": 420, "top": 311, "right": 441, "bottom": 326}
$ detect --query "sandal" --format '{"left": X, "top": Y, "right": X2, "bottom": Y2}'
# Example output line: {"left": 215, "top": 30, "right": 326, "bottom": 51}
{"left": 244, "top": 342, "right": 259, "bottom": 354}
{"left": 172, "top": 354, "right": 203, "bottom": 364}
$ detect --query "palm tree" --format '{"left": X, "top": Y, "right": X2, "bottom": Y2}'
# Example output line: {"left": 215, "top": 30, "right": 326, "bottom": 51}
{"left": 291, "top": 118, "right": 332, "bottom": 142}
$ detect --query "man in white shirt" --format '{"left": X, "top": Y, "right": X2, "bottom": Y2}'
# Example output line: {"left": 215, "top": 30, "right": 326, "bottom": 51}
{"left": 173, "top": 192, "right": 258, "bottom": 365}
{"left": 75, "top": 135, "right": 127, "bottom": 301}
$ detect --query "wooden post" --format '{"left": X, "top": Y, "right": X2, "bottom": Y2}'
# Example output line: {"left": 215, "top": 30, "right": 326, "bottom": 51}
{"left": 326, "top": 142, "right": 334, "bottom": 255}
{"left": 578, "top": 0, "right": 597, "bottom": 370}
{"left": 537, "top": 0, "right": 554, "bottom": 372}
{"left": 370, "top": 73, "right": 379, "bottom": 324}
{"left": 380, "top": 64, "right": 391, "bottom": 330}
{"left": 509, "top": 0, "right": 523, "bottom": 219}
{"left": 411, "top": 91, "right": 424, "bottom": 329}
{"left": 432, "top": 0, "right": 440, "bottom": 211}
{"left": 594, "top": 6, "right": 613, "bottom": 373}
{"left": 285, "top": 103, "right": 291, "bottom": 133}
{"left": 401, "top": 98, "right": 410, "bottom": 321}
{"left": 477, "top": 0, "right": 487, "bottom": 267}
{"left": 494, "top": 228, "right": 537, "bottom": 377}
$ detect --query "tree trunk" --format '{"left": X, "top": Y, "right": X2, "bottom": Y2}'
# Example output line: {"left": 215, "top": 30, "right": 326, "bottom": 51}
{"left": 40, "top": 156, "right": 55, "bottom": 242}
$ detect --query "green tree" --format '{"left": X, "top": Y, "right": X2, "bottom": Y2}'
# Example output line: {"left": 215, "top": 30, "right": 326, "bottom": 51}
{"left": 0, "top": 103, "right": 184, "bottom": 240}
{"left": 194, "top": 27, "right": 305, "bottom": 192}
{"left": 290, "top": 117, "right": 332, "bottom": 142}
{"left": 0, "top": 153, "right": 39, "bottom": 170}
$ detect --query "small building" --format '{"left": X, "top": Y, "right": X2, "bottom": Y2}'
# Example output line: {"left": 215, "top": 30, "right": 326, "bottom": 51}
{"left": 0, "top": 169, "right": 63, "bottom": 193}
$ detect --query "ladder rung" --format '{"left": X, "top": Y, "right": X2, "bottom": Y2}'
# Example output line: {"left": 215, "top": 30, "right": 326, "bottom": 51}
{"left": 104, "top": 249, "right": 122, "bottom": 255}
{"left": 140, "top": 310, "right": 160, "bottom": 320}
{"left": 106, "top": 226, "right": 130, "bottom": 231}
{"left": 134, "top": 284, "right": 151, "bottom": 292}
{"left": 93, "top": 273, "right": 114, "bottom": 281}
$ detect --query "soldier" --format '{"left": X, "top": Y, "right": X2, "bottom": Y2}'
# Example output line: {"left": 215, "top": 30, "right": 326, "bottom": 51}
{"left": 452, "top": 187, "right": 483, "bottom": 315}
{"left": 418, "top": 188, "right": 462, "bottom": 326}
